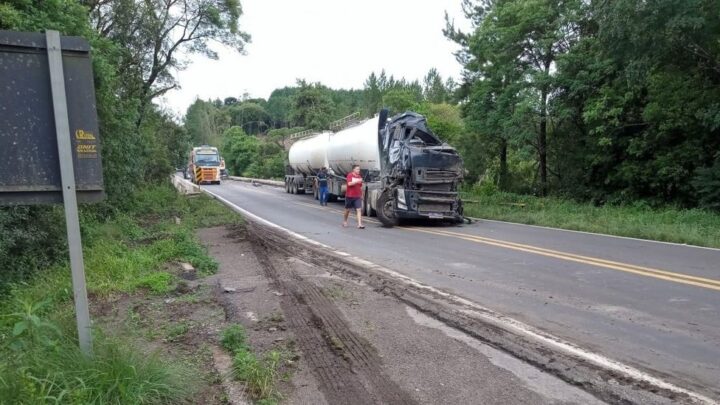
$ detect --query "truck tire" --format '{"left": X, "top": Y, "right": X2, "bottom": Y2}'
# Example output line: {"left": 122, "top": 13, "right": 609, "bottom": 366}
{"left": 363, "top": 191, "right": 376, "bottom": 217}
{"left": 376, "top": 191, "right": 399, "bottom": 228}
{"left": 368, "top": 202, "right": 376, "bottom": 217}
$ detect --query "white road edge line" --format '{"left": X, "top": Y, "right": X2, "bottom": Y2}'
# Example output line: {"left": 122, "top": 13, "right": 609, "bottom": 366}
{"left": 199, "top": 183, "right": 716, "bottom": 405}
{"left": 471, "top": 217, "right": 720, "bottom": 252}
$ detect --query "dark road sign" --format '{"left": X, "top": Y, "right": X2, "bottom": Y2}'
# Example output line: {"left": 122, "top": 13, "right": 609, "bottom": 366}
{"left": 0, "top": 30, "right": 103, "bottom": 204}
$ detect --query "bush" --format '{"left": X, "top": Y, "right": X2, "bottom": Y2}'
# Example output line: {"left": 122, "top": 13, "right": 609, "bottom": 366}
{"left": 693, "top": 156, "right": 720, "bottom": 210}
{"left": 461, "top": 190, "right": 720, "bottom": 248}
{"left": 0, "top": 303, "right": 196, "bottom": 405}
{"left": 135, "top": 272, "right": 175, "bottom": 294}
{"left": 221, "top": 324, "right": 247, "bottom": 352}
{"left": 232, "top": 349, "right": 283, "bottom": 400}
{"left": 220, "top": 324, "right": 285, "bottom": 402}
{"left": 0, "top": 206, "right": 66, "bottom": 290}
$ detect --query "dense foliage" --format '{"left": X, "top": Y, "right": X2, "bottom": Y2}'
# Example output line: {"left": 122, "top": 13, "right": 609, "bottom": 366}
{"left": 446, "top": 0, "right": 720, "bottom": 207}
{"left": 0, "top": 0, "right": 248, "bottom": 286}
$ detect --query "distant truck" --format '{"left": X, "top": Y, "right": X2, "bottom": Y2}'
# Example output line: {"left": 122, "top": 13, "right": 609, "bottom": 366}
{"left": 285, "top": 110, "right": 465, "bottom": 227}
{"left": 186, "top": 145, "right": 222, "bottom": 185}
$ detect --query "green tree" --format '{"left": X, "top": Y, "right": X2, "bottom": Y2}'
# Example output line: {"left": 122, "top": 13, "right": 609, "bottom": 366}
{"left": 87, "top": 0, "right": 251, "bottom": 127}
{"left": 415, "top": 103, "right": 464, "bottom": 145}
{"left": 423, "top": 68, "right": 449, "bottom": 103}
{"left": 222, "top": 126, "right": 257, "bottom": 175}
{"left": 553, "top": 0, "right": 720, "bottom": 206}
{"left": 363, "top": 72, "right": 383, "bottom": 116}
{"left": 291, "top": 81, "right": 335, "bottom": 129}
{"left": 221, "top": 126, "right": 285, "bottom": 178}
{"left": 267, "top": 87, "right": 298, "bottom": 127}
{"left": 447, "top": 0, "right": 582, "bottom": 195}
{"left": 185, "top": 99, "right": 224, "bottom": 145}
{"left": 382, "top": 89, "right": 418, "bottom": 115}
{"left": 230, "top": 102, "right": 271, "bottom": 135}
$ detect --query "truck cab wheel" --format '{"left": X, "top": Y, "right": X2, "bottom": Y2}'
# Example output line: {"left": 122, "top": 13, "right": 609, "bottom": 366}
{"left": 363, "top": 192, "right": 376, "bottom": 217}
{"left": 376, "top": 191, "right": 399, "bottom": 227}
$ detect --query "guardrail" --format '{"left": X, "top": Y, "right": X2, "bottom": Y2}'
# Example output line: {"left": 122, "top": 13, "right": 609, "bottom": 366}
{"left": 328, "top": 112, "right": 361, "bottom": 131}
{"left": 228, "top": 176, "right": 285, "bottom": 187}
{"left": 170, "top": 174, "right": 201, "bottom": 194}
{"left": 288, "top": 129, "right": 318, "bottom": 140}
{"left": 287, "top": 112, "right": 364, "bottom": 141}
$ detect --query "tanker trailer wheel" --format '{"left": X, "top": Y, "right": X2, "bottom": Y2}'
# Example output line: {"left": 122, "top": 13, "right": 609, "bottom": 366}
{"left": 376, "top": 191, "right": 399, "bottom": 228}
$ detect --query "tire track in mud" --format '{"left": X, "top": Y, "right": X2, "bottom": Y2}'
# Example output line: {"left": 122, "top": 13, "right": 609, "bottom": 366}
{"left": 248, "top": 223, "right": 713, "bottom": 405}
{"left": 249, "top": 233, "right": 417, "bottom": 405}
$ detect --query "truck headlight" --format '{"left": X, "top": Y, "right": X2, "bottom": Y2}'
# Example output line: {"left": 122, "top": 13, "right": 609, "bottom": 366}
{"left": 397, "top": 188, "right": 406, "bottom": 205}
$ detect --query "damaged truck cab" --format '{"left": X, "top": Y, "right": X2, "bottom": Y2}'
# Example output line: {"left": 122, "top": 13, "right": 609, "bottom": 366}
{"left": 285, "top": 110, "right": 465, "bottom": 228}
{"left": 370, "top": 110, "right": 465, "bottom": 227}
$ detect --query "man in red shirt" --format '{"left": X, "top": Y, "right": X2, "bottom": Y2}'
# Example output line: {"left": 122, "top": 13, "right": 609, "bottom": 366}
{"left": 343, "top": 164, "right": 365, "bottom": 229}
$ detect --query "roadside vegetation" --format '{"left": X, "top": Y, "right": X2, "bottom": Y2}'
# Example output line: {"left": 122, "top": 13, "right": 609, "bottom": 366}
{"left": 463, "top": 189, "right": 720, "bottom": 248}
{"left": 221, "top": 324, "right": 291, "bottom": 404}
{"left": 0, "top": 185, "right": 241, "bottom": 403}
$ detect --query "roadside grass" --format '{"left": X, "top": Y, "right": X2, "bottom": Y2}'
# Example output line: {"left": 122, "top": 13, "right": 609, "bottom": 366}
{"left": 220, "top": 324, "right": 289, "bottom": 404}
{"left": 0, "top": 183, "right": 241, "bottom": 404}
{"left": 0, "top": 323, "right": 195, "bottom": 404}
{"left": 462, "top": 191, "right": 720, "bottom": 248}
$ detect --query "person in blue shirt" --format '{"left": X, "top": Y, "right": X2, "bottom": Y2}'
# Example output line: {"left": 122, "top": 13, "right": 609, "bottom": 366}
{"left": 317, "top": 167, "right": 329, "bottom": 206}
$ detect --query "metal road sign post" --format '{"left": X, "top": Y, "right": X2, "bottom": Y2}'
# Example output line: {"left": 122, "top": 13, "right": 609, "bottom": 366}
{"left": 46, "top": 30, "right": 93, "bottom": 356}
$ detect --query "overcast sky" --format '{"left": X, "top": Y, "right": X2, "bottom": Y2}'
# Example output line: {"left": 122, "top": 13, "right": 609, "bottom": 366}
{"left": 160, "top": 0, "right": 468, "bottom": 116}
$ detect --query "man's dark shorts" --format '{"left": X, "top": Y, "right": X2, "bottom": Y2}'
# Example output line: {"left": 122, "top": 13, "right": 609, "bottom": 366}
{"left": 345, "top": 197, "right": 362, "bottom": 209}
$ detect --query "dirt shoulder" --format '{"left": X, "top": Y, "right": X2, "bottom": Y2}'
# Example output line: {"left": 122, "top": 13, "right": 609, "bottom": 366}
{"left": 200, "top": 223, "right": 605, "bottom": 405}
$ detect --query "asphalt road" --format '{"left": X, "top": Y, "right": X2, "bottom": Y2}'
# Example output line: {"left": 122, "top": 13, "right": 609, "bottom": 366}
{"left": 204, "top": 179, "right": 720, "bottom": 398}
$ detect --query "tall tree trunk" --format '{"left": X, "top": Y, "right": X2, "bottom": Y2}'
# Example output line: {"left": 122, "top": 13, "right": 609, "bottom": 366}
{"left": 499, "top": 138, "right": 508, "bottom": 191}
{"left": 538, "top": 54, "right": 552, "bottom": 197}
{"left": 539, "top": 85, "right": 548, "bottom": 197}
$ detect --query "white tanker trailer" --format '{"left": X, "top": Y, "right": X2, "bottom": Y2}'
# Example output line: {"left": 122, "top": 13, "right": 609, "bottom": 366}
{"left": 285, "top": 109, "right": 465, "bottom": 227}
{"left": 285, "top": 120, "right": 380, "bottom": 199}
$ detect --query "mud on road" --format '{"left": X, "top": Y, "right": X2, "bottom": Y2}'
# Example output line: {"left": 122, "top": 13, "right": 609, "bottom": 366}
{"left": 251, "top": 221, "right": 717, "bottom": 405}
{"left": 202, "top": 223, "right": 614, "bottom": 405}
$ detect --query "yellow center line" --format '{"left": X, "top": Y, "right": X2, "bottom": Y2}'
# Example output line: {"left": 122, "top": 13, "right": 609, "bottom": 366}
{"left": 294, "top": 201, "right": 382, "bottom": 224}
{"left": 278, "top": 196, "right": 719, "bottom": 291}
{"left": 434, "top": 229, "right": 720, "bottom": 286}
{"left": 404, "top": 227, "right": 720, "bottom": 292}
